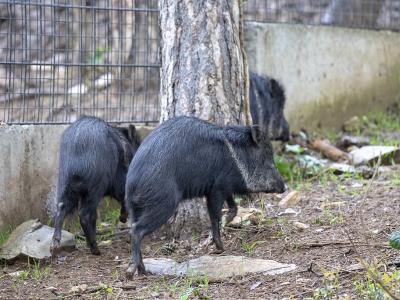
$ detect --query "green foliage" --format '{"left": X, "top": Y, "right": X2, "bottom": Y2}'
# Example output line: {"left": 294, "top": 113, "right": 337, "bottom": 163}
{"left": 389, "top": 230, "right": 400, "bottom": 250}
{"left": 354, "top": 270, "right": 400, "bottom": 300}
{"left": 87, "top": 47, "right": 112, "bottom": 64}
{"left": 0, "top": 226, "right": 13, "bottom": 247}
{"left": 312, "top": 270, "right": 341, "bottom": 300}
{"left": 241, "top": 240, "right": 259, "bottom": 255}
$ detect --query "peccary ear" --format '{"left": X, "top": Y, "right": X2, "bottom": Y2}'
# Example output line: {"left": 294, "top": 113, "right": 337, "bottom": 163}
{"left": 251, "top": 125, "right": 263, "bottom": 144}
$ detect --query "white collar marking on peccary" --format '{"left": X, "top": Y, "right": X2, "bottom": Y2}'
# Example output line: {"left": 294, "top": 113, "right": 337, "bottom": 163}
{"left": 223, "top": 136, "right": 252, "bottom": 190}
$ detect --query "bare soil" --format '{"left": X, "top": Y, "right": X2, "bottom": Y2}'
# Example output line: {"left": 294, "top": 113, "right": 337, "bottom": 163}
{"left": 0, "top": 166, "right": 399, "bottom": 299}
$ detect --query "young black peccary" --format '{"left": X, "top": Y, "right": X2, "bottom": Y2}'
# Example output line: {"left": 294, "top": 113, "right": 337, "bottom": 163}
{"left": 51, "top": 116, "right": 140, "bottom": 256}
{"left": 249, "top": 72, "right": 290, "bottom": 141}
{"left": 125, "top": 116, "right": 286, "bottom": 276}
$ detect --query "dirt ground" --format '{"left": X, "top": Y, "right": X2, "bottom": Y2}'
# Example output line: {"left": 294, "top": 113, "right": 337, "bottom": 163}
{"left": 0, "top": 164, "right": 399, "bottom": 299}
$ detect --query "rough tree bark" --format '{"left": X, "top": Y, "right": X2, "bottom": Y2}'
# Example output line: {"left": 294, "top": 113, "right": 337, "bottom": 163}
{"left": 158, "top": 0, "right": 249, "bottom": 241}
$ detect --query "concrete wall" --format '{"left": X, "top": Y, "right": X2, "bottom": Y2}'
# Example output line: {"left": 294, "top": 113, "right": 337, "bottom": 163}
{"left": 0, "top": 124, "right": 153, "bottom": 230}
{"left": 245, "top": 23, "right": 400, "bottom": 130}
{"left": 0, "top": 125, "right": 67, "bottom": 229}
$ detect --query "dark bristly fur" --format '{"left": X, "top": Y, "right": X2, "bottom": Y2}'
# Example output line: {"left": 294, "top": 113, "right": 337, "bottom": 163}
{"left": 125, "top": 116, "right": 285, "bottom": 276}
{"left": 249, "top": 72, "right": 290, "bottom": 141}
{"left": 51, "top": 116, "right": 140, "bottom": 256}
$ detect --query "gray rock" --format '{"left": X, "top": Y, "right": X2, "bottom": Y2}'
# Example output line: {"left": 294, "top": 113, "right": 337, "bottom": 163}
{"left": 349, "top": 145, "right": 400, "bottom": 166}
{"left": 0, "top": 219, "right": 75, "bottom": 260}
{"left": 329, "top": 162, "right": 356, "bottom": 174}
{"left": 339, "top": 135, "right": 370, "bottom": 148}
{"left": 143, "top": 255, "right": 296, "bottom": 281}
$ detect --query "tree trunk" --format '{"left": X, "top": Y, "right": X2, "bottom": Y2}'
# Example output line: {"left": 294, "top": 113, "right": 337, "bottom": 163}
{"left": 158, "top": 0, "right": 249, "bottom": 241}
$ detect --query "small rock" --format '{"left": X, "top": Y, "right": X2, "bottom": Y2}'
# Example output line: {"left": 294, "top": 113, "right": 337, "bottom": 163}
{"left": 278, "top": 191, "right": 300, "bottom": 208}
{"left": 293, "top": 221, "right": 309, "bottom": 230}
{"left": 98, "top": 240, "right": 112, "bottom": 246}
{"left": 278, "top": 208, "right": 300, "bottom": 216}
{"left": 321, "top": 201, "right": 346, "bottom": 209}
{"left": 8, "top": 271, "right": 25, "bottom": 278}
{"left": 273, "top": 193, "right": 283, "bottom": 202}
{"left": 339, "top": 135, "right": 370, "bottom": 148}
{"left": 0, "top": 219, "right": 75, "bottom": 260}
{"left": 45, "top": 286, "right": 58, "bottom": 293}
{"left": 329, "top": 163, "right": 356, "bottom": 174}
{"left": 296, "top": 278, "right": 311, "bottom": 284}
{"left": 351, "top": 182, "right": 364, "bottom": 188}
{"left": 224, "top": 206, "right": 262, "bottom": 227}
{"left": 69, "top": 284, "right": 88, "bottom": 294}
{"left": 343, "top": 116, "right": 361, "bottom": 132}
{"left": 315, "top": 228, "right": 325, "bottom": 233}
{"left": 349, "top": 145, "right": 400, "bottom": 166}
{"left": 250, "top": 281, "right": 262, "bottom": 290}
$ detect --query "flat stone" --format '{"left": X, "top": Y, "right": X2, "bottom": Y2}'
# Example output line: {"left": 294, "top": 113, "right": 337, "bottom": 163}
{"left": 143, "top": 255, "right": 296, "bottom": 281}
{"left": 0, "top": 219, "right": 75, "bottom": 260}
{"left": 329, "top": 163, "right": 356, "bottom": 174}
{"left": 349, "top": 145, "right": 400, "bottom": 166}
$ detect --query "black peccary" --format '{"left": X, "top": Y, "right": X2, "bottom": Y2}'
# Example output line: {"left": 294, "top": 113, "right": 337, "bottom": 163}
{"left": 125, "top": 116, "right": 286, "bottom": 276}
{"left": 249, "top": 72, "right": 290, "bottom": 141}
{"left": 51, "top": 116, "right": 140, "bottom": 256}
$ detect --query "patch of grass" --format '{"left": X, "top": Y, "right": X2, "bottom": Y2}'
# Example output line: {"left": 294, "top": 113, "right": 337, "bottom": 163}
{"left": 241, "top": 240, "right": 259, "bottom": 255}
{"left": 0, "top": 226, "right": 13, "bottom": 247}
{"left": 312, "top": 270, "right": 341, "bottom": 300}
{"left": 390, "top": 173, "right": 400, "bottom": 187}
{"left": 178, "top": 272, "right": 210, "bottom": 300}
{"left": 363, "top": 112, "right": 400, "bottom": 146}
{"left": 100, "top": 197, "right": 121, "bottom": 224}
{"left": 315, "top": 208, "right": 345, "bottom": 226}
{"left": 12, "top": 259, "right": 51, "bottom": 284}
{"left": 161, "top": 273, "right": 210, "bottom": 300}
{"left": 354, "top": 269, "right": 400, "bottom": 299}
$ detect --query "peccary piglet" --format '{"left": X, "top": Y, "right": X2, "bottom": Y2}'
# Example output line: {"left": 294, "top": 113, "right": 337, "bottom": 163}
{"left": 249, "top": 72, "right": 290, "bottom": 141}
{"left": 51, "top": 116, "right": 140, "bottom": 256}
{"left": 125, "top": 116, "right": 285, "bottom": 276}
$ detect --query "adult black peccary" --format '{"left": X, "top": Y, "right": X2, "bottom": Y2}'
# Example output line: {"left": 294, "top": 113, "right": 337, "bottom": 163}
{"left": 249, "top": 72, "right": 290, "bottom": 141}
{"left": 51, "top": 116, "right": 140, "bottom": 256}
{"left": 125, "top": 116, "right": 286, "bottom": 276}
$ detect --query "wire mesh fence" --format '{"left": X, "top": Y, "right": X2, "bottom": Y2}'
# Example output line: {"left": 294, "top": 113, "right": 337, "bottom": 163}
{"left": 0, "top": 0, "right": 160, "bottom": 124}
{"left": 243, "top": 0, "right": 400, "bottom": 31}
{"left": 1, "top": 1, "right": 399, "bottom": 124}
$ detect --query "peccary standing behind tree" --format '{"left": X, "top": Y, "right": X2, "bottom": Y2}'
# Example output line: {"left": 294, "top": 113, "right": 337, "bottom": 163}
{"left": 51, "top": 116, "right": 140, "bottom": 256}
{"left": 125, "top": 116, "right": 286, "bottom": 276}
{"left": 249, "top": 72, "right": 290, "bottom": 141}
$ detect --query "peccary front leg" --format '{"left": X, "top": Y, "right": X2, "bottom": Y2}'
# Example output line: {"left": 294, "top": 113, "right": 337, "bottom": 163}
{"left": 225, "top": 195, "right": 238, "bottom": 225}
{"left": 79, "top": 204, "right": 100, "bottom": 255}
{"left": 207, "top": 191, "right": 226, "bottom": 252}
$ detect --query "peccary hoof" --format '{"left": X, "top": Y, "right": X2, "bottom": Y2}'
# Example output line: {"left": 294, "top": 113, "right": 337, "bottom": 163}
{"left": 90, "top": 246, "right": 101, "bottom": 256}
{"left": 126, "top": 263, "right": 147, "bottom": 278}
{"left": 119, "top": 214, "right": 128, "bottom": 223}
{"left": 50, "top": 240, "right": 61, "bottom": 257}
